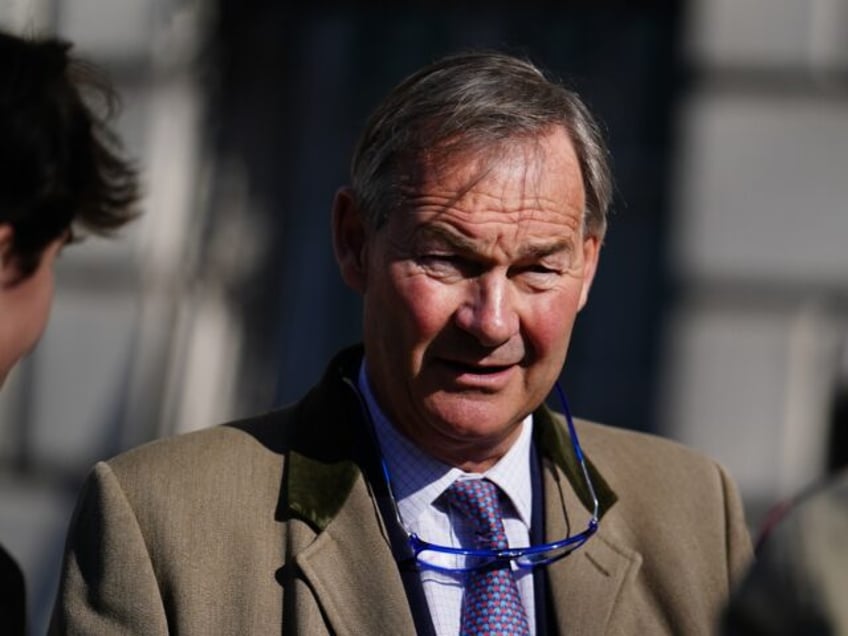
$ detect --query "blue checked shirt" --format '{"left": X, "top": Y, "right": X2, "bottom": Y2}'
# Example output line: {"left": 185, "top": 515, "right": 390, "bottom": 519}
{"left": 358, "top": 362, "right": 536, "bottom": 635}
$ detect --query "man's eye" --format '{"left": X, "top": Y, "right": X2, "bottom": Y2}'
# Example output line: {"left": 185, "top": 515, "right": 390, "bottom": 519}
{"left": 514, "top": 264, "right": 559, "bottom": 277}
{"left": 511, "top": 264, "right": 564, "bottom": 289}
{"left": 420, "top": 254, "right": 460, "bottom": 269}
{"left": 418, "top": 254, "right": 477, "bottom": 277}
{"left": 528, "top": 265, "right": 557, "bottom": 274}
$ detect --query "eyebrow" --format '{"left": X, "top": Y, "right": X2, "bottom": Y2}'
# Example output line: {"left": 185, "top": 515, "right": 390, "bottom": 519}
{"left": 518, "top": 240, "right": 573, "bottom": 261}
{"left": 415, "top": 224, "right": 573, "bottom": 260}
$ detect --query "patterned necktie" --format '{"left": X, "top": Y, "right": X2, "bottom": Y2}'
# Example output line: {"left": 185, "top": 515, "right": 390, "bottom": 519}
{"left": 444, "top": 479, "right": 531, "bottom": 635}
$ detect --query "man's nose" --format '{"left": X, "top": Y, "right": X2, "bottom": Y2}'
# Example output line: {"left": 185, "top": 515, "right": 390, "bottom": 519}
{"left": 453, "top": 274, "right": 519, "bottom": 347}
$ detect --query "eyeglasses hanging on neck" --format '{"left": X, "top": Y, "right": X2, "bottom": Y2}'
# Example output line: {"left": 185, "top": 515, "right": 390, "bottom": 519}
{"left": 371, "top": 381, "right": 599, "bottom": 573}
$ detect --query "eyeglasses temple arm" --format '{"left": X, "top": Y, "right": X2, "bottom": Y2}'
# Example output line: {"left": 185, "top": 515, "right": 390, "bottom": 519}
{"left": 554, "top": 381, "right": 600, "bottom": 521}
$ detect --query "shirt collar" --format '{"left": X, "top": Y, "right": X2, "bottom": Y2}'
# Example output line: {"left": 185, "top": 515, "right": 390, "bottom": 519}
{"left": 357, "top": 360, "right": 534, "bottom": 528}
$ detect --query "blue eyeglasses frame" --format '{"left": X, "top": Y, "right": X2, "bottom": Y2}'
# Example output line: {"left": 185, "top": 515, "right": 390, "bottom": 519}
{"left": 376, "top": 381, "right": 600, "bottom": 573}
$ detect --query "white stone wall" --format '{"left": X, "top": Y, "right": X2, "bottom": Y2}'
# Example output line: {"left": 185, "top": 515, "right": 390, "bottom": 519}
{"left": 661, "top": 0, "right": 848, "bottom": 527}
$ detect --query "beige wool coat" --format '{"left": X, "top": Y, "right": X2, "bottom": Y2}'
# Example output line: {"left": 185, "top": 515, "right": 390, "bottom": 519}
{"left": 50, "top": 348, "right": 752, "bottom": 635}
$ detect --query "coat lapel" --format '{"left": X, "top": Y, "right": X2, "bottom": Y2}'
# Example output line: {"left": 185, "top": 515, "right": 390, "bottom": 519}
{"left": 280, "top": 348, "right": 418, "bottom": 635}
{"left": 535, "top": 406, "right": 641, "bottom": 634}
{"left": 292, "top": 466, "right": 418, "bottom": 635}
{"left": 541, "top": 455, "right": 641, "bottom": 633}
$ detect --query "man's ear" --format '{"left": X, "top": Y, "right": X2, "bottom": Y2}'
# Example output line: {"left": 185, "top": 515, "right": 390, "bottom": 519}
{"left": 0, "top": 224, "right": 19, "bottom": 287}
{"left": 577, "top": 235, "right": 601, "bottom": 311}
{"left": 331, "top": 187, "right": 369, "bottom": 293}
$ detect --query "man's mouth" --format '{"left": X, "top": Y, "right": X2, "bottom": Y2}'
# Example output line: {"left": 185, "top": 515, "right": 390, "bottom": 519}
{"left": 440, "top": 360, "right": 515, "bottom": 375}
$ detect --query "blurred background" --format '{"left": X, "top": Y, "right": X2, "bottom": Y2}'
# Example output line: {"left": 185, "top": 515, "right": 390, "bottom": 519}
{"left": 1, "top": 0, "right": 847, "bottom": 631}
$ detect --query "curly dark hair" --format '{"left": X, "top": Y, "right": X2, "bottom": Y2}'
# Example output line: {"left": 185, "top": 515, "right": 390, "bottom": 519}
{"left": 0, "top": 31, "right": 139, "bottom": 281}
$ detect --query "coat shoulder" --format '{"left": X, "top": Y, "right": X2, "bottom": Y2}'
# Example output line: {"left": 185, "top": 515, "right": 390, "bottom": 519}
{"left": 570, "top": 417, "right": 749, "bottom": 550}
{"left": 571, "top": 418, "right": 752, "bottom": 595}
{"left": 574, "top": 418, "right": 727, "bottom": 487}
{"left": 100, "top": 409, "right": 294, "bottom": 513}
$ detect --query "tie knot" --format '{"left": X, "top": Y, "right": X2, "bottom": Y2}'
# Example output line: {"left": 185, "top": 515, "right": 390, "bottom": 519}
{"left": 443, "top": 479, "right": 508, "bottom": 549}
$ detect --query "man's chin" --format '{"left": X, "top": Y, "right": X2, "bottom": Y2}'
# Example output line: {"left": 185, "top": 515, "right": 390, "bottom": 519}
{"left": 420, "top": 406, "right": 528, "bottom": 470}
{"left": 425, "top": 397, "right": 524, "bottom": 439}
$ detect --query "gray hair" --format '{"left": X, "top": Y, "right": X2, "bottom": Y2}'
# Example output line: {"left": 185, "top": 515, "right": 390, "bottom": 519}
{"left": 350, "top": 51, "right": 612, "bottom": 239}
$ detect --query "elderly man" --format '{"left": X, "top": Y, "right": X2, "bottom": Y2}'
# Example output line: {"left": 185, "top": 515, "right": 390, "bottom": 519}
{"left": 51, "top": 52, "right": 751, "bottom": 635}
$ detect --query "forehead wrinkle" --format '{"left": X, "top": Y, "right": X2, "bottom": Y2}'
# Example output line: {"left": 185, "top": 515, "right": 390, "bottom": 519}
{"left": 460, "top": 145, "right": 546, "bottom": 216}
{"left": 452, "top": 140, "right": 580, "bottom": 226}
{"left": 407, "top": 171, "right": 572, "bottom": 229}
{"left": 400, "top": 150, "right": 494, "bottom": 218}
{"left": 409, "top": 138, "right": 547, "bottom": 213}
{"left": 399, "top": 129, "right": 586, "bottom": 248}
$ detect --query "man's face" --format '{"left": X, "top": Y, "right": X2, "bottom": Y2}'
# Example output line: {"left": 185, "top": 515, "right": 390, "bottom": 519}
{"left": 343, "top": 127, "right": 599, "bottom": 470}
{"left": 0, "top": 233, "right": 64, "bottom": 386}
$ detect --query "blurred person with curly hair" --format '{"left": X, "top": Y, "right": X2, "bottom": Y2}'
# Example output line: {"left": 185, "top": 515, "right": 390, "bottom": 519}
{"left": 0, "top": 29, "right": 139, "bottom": 634}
